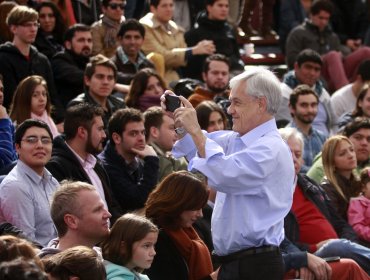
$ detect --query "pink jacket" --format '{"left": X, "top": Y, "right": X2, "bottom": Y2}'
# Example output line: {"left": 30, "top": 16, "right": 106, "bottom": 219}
{"left": 348, "top": 196, "right": 370, "bottom": 242}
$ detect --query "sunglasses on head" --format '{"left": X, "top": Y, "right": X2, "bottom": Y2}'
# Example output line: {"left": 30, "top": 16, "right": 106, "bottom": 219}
{"left": 108, "top": 2, "right": 125, "bottom": 9}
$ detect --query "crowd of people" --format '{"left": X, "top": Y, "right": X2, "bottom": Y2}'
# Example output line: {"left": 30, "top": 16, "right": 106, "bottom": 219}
{"left": 1, "top": 0, "right": 370, "bottom": 279}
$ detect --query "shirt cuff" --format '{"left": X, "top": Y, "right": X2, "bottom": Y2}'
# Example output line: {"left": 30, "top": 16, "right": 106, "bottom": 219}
{"left": 172, "top": 133, "right": 195, "bottom": 159}
{"left": 188, "top": 137, "right": 224, "bottom": 171}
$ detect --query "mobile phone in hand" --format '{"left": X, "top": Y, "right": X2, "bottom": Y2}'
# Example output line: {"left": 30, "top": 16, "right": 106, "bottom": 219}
{"left": 165, "top": 95, "right": 181, "bottom": 112}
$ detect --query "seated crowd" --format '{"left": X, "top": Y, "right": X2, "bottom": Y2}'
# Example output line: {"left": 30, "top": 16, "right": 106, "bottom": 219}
{"left": 1, "top": 0, "right": 370, "bottom": 279}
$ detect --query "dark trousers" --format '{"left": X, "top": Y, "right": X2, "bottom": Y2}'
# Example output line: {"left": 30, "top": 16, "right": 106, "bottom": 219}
{"left": 217, "top": 248, "right": 284, "bottom": 280}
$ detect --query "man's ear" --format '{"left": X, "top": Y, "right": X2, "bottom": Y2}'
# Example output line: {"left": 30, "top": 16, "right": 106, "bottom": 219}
{"left": 15, "top": 143, "right": 21, "bottom": 155}
{"left": 84, "top": 76, "right": 90, "bottom": 88}
{"left": 9, "top": 25, "right": 17, "bottom": 35}
{"left": 64, "top": 214, "right": 78, "bottom": 230}
{"left": 150, "top": 126, "right": 159, "bottom": 139}
{"left": 76, "top": 126, "right": 87, "bottom": 140}
{"left": 65, "top": 40, "right": 72, "bottom": 50}
{"left": 259, "top": 96, "right": 268, "bottom": 112}
{"left": 202, "top": 71, "right": 207, "bottom": 83}
{"left": 112, "top": 132, "right": 122, "bottom": 145}
{"left": 293, "top": 62, "right": 299, "bottom": 72}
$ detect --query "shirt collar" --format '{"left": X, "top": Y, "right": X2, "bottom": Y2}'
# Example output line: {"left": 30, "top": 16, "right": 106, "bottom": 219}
{"left": 119, "top": 48, "right": 147, "bottom": 65}
{"left": 150, "top": 12, "right": 182, "bottom": 33}
{"left": 239, "top": 118, "right": 278, "bottom": 146}
{"left": 18, "top": 160, "right": 52, "bottom": 185}
{"left": 66, "top": 143, "right": 97, "bottom": 169}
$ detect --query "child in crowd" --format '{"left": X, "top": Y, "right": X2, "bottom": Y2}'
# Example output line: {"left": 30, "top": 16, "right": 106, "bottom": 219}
{"left": 101, "top": 213, "right": 158, "bottom": 280}
{"left": 348, "top": 167, "right": 370, "bottom": 243}
{"left": 43, "top": 246, "right": 106, "bottom": 280}
{"left": 9, "top": 75, "right": 60, "bottom": 138}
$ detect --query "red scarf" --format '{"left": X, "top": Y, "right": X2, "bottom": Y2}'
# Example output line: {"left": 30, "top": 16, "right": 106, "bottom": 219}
{"left": 165, "top": 227, "right": 213, "bottom": 280}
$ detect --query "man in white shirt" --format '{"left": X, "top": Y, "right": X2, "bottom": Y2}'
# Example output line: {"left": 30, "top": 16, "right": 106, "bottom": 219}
{"left": 170, "top": 68, "right": 295, "bottom": 279}
{"left": 331, "top": 59, "right": 370, "bottom": 119}
{"left": 0, "top": 119, "right": 59, "bottom": 246}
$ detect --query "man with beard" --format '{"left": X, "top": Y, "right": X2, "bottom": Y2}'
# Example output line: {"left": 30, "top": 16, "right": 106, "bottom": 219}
{"left": 188, "top": 54, "right": 230, "bottom": 108}
{"left": 98, "top": 108, "right": 159, "bottom": 213}
{"left": 287, "top": 84, "right": 326, "bottom": 173}
{"left": 46, "top": 103, "right": 122, "bottom": 223}
{"left": 52, "top": 24, "right": 93, "bottom": 108}
{"left": 276, "top": 49, "right": 335, "bottom": 137}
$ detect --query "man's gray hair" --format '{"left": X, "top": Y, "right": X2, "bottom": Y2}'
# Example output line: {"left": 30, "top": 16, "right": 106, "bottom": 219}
{"left": 229, "top": 68, "right": 282, "bottom": 114}
{"left": 278, "top": 127, "right": 304, "bottom": 150}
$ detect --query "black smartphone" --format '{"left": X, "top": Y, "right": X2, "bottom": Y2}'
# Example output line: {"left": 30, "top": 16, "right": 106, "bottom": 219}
{"left": 322, "top": 256, "right": 340, "bottom": 262}
{"left": 165, "top": 95, "right": 181, "bottom": 112}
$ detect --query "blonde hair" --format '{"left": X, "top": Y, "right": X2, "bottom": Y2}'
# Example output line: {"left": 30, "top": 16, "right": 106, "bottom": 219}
{"left": 322, "top": 135, "right": 354, "bottom": 201}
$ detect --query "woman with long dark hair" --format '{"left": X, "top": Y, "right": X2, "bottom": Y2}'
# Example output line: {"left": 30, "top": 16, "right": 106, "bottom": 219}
{"left": 126, "top": 68, "right": 166, "bottom": 112}
{"left": 34, "top": 1, "right": 66, "bottom": 59}
{"left": 145, "top": 171, "right": 217, "bottom": 280}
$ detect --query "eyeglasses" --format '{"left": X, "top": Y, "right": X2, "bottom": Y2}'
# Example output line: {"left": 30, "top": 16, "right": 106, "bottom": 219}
{"left": 20, "top": 22, "right": 40, "bottom": 28}
{"left": 107, "top": 2, "right": 126, "bottom": 9}
{"left": 21, "top": 136, "right": 52, "bottom": 145}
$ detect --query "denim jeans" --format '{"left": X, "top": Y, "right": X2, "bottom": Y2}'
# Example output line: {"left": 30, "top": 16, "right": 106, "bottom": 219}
{"left": 314, "top": 239, "right": 370, "bottom": 275}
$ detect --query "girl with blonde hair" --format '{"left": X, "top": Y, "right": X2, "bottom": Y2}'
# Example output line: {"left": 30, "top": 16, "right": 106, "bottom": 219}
{"left": 321, "top": 135, "right": 362, "bottom": 220}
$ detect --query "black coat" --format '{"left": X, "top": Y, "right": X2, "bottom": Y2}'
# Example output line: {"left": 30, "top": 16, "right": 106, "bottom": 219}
{"left": 145, "top": 230, "right": 189, "bottom": 280}
{"left": 184, "top": 12, "right": 244, "bottom": 80}
{"left": 68, "top": 91, "right": 125, "bottom": 130}
{"left": 34, "top": 32, "right": 64, "bottom": 60}
{"left": 98, "top": 141, "right": 159, "bottom": 213}
{"left": 46, "top": 135, "right": 122, "bottom": 223}
{"left": 0, "top": 42, "right": 63, "bottom": 119}
{"left": 51, "top": 50, "right": 89, "bottom": 107}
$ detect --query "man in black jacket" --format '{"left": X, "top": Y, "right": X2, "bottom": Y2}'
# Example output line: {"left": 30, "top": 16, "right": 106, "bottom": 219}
{"left": 98, "top": 108, "right": 159, "bottom": 213}
{"left": 52, "top": 24, "right": 92, "bottom": 108}
{"left": 184, "top": 0, "right": 244, "bottom": 80}
{"left": 0, "top": 6, "right": 62, "bottom": 120}
{"left": 279, "top": 127, "right": 370, "bottom": 275}
{"left": 46, "top": 103, "right": 122, "bottom": 223}
{"left": 68, "top": 54, "right": 125, "bottom": 130}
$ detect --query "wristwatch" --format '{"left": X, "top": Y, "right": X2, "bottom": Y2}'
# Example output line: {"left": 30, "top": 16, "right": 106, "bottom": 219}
{"left": 175, "top": 127, "right": 186, "bottom": 136}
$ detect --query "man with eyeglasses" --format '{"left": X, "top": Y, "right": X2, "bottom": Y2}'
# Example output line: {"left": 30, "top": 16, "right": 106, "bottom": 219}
{"left": 91, "top": 0, "right": 125, "bottom": 58}
{"left": 98, "top": 108, "right": 159, "bottom": 214}
{"left": 0, "top": 119, "right": 59, "bottom": 247}
{"left": 0, "top": 6, "right": 63, "bottom": 121}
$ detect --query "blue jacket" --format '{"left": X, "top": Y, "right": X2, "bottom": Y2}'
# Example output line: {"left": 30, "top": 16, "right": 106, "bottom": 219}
{"left": 105, "top": 261, "right": 149, "bottom": 280}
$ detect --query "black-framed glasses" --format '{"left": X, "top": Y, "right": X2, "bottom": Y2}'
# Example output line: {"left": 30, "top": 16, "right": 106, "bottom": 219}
{"left": 21, "top": 136, "right": 52, "bottom": 145}
{"left": 108, "top": 2, "right": 126, "bottom": 9}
